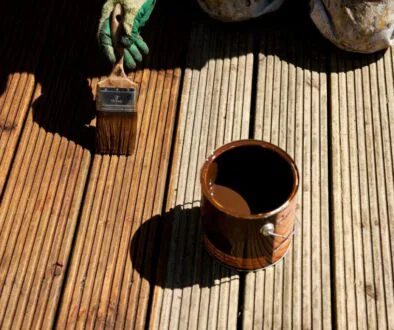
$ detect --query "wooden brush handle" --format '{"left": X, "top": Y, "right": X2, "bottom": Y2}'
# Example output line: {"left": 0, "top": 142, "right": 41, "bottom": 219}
{"left": 110, "top": 3, "right": 127, "bottom": 78}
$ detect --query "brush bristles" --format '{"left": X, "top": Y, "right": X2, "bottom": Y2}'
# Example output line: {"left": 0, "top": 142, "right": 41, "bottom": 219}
{"left": 96, "top": 112, "right": 137, "bottom": 155}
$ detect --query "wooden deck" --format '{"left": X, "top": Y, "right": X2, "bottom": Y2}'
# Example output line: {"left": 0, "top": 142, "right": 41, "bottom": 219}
{"left": 0, "top": 0, "right": 393, "bottom": 329}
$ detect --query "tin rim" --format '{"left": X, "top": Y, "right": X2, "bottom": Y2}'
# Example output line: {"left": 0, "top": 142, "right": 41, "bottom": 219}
{"left": 200, "top": 139, "right": 299, "bottom": 220}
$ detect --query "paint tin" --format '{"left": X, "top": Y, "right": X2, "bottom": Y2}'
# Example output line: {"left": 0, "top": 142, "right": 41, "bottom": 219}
{"left": 200, "top": 140, "right": 299, "bottom": 271}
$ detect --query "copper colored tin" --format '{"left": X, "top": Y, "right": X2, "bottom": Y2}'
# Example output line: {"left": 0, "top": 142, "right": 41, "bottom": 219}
{"left": 200, "top": 140, "right": 299, "bottom": 271}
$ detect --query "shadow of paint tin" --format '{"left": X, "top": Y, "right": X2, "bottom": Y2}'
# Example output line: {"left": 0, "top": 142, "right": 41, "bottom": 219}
{"left": 200, "top": 140, "right": 300, "bottom": 271}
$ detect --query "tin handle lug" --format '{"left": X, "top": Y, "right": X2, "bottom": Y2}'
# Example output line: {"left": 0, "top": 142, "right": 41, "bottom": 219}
{"left": 260, "top": 223, "right": 289, "bottom": 239}
{"left": 260, "top": 223, "right": 275, "bottom": 237}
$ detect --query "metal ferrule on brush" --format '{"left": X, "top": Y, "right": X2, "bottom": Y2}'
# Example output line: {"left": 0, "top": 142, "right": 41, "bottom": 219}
{"left": 97, "top": 87, "right": 136, "bottom": 113}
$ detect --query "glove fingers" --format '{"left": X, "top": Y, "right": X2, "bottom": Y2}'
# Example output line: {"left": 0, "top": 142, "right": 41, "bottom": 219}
{"left": 98, "top": 13, "right": 150, "bottom": 70}
{"left": 134, "top": 36, "right": 149, "bottom": 55}
{"left": 102, "top": 45, "right": 117, "bottom": 64}
{"left": 128, "top": 44, "right": 143, "bottom": 62}
{"left": 99, "top": 18, "right": 116, "bottom": 63}
{"left": 124, "top": 48, "right": 137, "bottom": 70}
{"left": 100, "top": 17, "right": 112, "bottom": 40}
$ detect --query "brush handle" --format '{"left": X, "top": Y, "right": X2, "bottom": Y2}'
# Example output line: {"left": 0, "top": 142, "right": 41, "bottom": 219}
{"left": 110, "top": 3, "right": 127, "bottom": 78}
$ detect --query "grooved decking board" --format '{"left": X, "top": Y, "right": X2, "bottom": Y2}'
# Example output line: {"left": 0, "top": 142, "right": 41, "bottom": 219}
{"left": 330, "top": 48, "right": 394, "bottom": 330}
{"left": 150, "top": 20, "right": 253, "bottom": 329}
{"left": 0, "top": 44, "right": 93, "bottom": 330}
{"left": 243, "top": 18, "right": 332, "bottom": 329}
{"left": 55, "top": 5, "right": 191, "bottom": 328}
{"left": 0, "top": 0, "right": 114, "bottom": 327}
{"left": 0, "top": 0, "right": 56, "bottom": 195}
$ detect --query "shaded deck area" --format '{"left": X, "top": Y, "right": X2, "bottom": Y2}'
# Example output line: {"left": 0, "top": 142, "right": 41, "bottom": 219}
{"left": 0, "top": 0, "right": 393, "bottom": 328}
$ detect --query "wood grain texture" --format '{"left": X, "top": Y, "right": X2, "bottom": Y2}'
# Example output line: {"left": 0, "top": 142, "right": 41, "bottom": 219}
{"left": 150, "top": 20, "right": 254, "bottom": 330}
{"left": 243, "top": 17, "right": 332, "bottom": 330}
{"left": 330, "top": 47, "right": 394, "bottom": 330}
{"left": 55, "top": 6, "right": 190, "bottom": 328}
{"left": 0, "top": 0, "right": 109, "bottom": 327}
{"left": 0, "top": 45, "right": 94, "bottom": 330}
{"left": 2, "top": 0, "right": 394, "bottom": 327}
{"left": 0, "top": 0, "right": 57, "bottom": 195}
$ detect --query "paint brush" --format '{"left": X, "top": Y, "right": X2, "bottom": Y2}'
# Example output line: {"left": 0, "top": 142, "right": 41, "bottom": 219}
{"left": 96, "top": 3, "right": 138, "bottom": 155}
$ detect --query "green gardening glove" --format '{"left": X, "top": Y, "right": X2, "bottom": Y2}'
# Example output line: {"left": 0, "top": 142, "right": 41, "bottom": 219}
{"left": 98, "top": 0, "right": 156, "bottom": 70}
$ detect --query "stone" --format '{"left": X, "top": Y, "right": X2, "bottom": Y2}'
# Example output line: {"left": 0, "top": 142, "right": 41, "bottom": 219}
{"left": 197, "top": 0, "right": 286, "bottom": 22}
{"left": 310, "top": 0, "right": 394, "bottom": 53}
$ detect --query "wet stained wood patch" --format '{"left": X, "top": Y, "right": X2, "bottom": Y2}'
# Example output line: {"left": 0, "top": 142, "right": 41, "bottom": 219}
{"left": 0, "top": 0, "right": 393, "bottom": 329}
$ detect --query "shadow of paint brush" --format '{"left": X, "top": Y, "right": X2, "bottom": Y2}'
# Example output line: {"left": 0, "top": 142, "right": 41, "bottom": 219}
{"left": 96, "top": 3, "right": 138, "bottom": 155}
